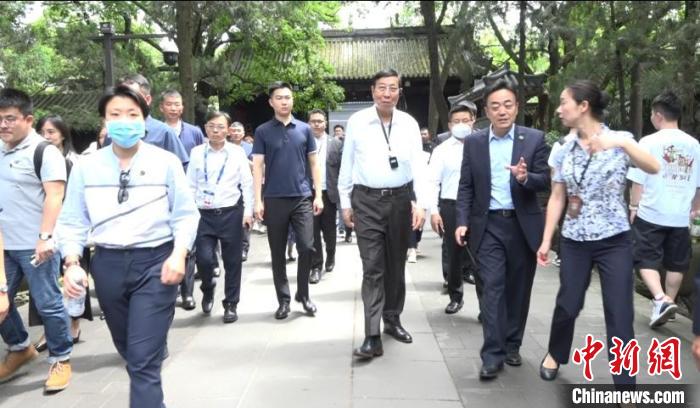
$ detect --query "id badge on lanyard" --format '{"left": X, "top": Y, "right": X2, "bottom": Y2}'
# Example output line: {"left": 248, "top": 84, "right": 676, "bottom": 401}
{"left": 567, "top": 145, "right": 593, "bottom": 219}
{"left": 202, "top": 147, "right": 228, "bottom": 209}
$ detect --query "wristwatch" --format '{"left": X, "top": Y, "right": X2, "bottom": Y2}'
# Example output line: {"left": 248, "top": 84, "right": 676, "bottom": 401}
{"left": 0, "top": 284, "right": 8, "bottom": 294}
{"left": 39, "top": 233, "right": 52, "bottom": 241}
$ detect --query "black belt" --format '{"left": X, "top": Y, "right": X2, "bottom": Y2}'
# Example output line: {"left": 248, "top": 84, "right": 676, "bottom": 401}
{"left": 199, "top": 204, "right": 239, "bottom": 215}
{"left": 354, "top": 182, "right": 412, "bottom": 197}
{"left": 489, "top": 209, "right": 516, "bottom": 217}
{"left": 440, "top": 198, "right": 456, "bottom": 205}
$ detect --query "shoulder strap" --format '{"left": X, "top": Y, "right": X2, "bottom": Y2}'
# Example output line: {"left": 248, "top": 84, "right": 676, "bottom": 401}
{"left": 33, "top": 141, "right": 51, "bottom": 181}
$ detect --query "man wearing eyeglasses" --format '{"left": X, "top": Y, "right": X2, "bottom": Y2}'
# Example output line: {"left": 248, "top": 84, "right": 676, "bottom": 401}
{"left": 0, "top": 88, "right": 73, "bottom": 392}
{"left": 307, "top": 109, "right": 339, "bottom": 284}
{"left": 187, "top": 111, "right": 253, "bottom": 323}
{"left": 252, "top": 81, "right": 323, "bottom": 320}
{"left": 338, "top": 68, "right": 429, "bottom": 359}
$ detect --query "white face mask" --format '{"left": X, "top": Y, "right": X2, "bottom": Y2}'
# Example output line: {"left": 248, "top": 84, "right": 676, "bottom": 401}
{"left": 451, "top": 124, "right": 472, "bottom": 140}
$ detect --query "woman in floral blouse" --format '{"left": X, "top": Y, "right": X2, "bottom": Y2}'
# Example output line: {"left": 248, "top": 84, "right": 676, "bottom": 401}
{"left": 537, "top": 80, "right": 659, "bottom": 385}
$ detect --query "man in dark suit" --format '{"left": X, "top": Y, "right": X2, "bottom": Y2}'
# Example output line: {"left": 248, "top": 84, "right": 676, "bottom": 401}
{"left": 455, "top": 79, "right": 550, "bottom": 380}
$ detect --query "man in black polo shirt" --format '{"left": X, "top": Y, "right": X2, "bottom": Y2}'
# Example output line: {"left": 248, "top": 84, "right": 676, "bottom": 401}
{"left": 252, "top": 81, "right": 323, "bottom": 320}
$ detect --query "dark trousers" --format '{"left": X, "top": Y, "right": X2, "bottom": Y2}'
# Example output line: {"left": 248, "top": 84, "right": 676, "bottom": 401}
{"left": 312, "top": 190, "right": 337, "bottom": 270}
{"left": 91, "top": 242, "right": 177, "bottom": 408}
{"left": 264, "top": 197, "right": 314, "bottom": 303}
{"left": 548, "top": 231, "right": 635, "bottom": 385}
{"left": 242, "top": 224, "right": 250, "bottom": 254}
{"left": 352, "top": 185, "right": 411, "bottom": 336}
{"left": 477, "top": 212, "right": 536, "bottom": 366}
{"left": 439, "top": 200, "right": 464, "bottom": 302}
{"left": 195, "top": 205, "right": 243, "bottom": 306}
{"left": 179, "top": 252, "right": 196, "bottom": 300}
{"left": 409, "top": 229, "right": 423, "bottom": 249}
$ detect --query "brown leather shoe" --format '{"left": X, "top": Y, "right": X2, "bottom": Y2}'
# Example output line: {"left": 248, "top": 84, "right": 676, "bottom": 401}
{"left": 0, "top": 347, "right": 39, "bottom": 382}
{"left": 44, "top": 360, "right": 71, "bottom": 392}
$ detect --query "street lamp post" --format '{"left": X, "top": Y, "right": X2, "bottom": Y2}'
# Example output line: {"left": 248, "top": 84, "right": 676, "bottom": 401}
{"left": 91, "top": 22, "right": 177, "bottom": 90}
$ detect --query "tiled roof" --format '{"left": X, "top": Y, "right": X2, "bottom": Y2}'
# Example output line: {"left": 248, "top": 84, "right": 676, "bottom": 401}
{"left": 33, "top": 90, "right": 103, "bottom": 114}
{"left": 321, "top": 27, "right": 488, "bottom": 80}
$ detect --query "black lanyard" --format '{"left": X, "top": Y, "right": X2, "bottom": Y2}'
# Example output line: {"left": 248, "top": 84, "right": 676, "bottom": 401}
{"left": 377, "top": 109, "right": 393, "bottom": 152}
{"left": 571, "top": 143, "right": 593, "bottom": 188}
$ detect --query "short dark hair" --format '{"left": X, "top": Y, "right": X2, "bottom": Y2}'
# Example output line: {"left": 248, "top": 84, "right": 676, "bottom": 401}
{"left": 36, "top": 114, "right": 74, "bottom": 155}
{"left": 565, "top": 80, "right": 609, "bottom": 122}
{"left": 420, "top": 127, "right": 429, "bottom": 133}
{"left": 205, "top": 110, "right": 232, "bottom": 126}
{"left": 449, "top": 105, "right": 475, "bottom": 121}
{"left": 98, "top": 85, "right": 150, "bottom": 118}
{"left": 230, "top": 121, "right": 244, "bottom": 129}
{"left": 268, "top": 81, "right": 293, "bottom": 98}
{"left": 333, "top": 124, "right": 344, "bottom": 131}
{"left": 0, "top": 88, "right": 33, "bottom": 116}
{"left": 372, "top": 68, "right": 401, "bottom": 87}
{"left": 651, "top": 90, "right": 681, "bottom": 122}
{"left": 308, "top": 109, "right": 326, "bottom": 120}
{"left": 159, "top": 89, "right": 182, "bottom": 101}
{"left": 120, "top": 74, "right": 152, "bottom": 96}
{"left": 483, "top": 78, "right": 518, "bottom": 105}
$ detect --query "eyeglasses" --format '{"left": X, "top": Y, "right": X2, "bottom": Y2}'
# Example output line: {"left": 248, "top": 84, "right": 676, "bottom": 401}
{"left": 374, "top": 86, "right": 400, "bottom": 94}
{"left": 0, "top": 116, "right": 20, "bottom": 126}
{"left": 118, "top": 170, "right": 130, "bottom": 204}
{"left": 205, "top": 124, "right": 227, "bottom": 132}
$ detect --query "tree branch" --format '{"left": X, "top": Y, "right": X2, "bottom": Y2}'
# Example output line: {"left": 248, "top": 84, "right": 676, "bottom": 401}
{"left": 486, "top": 12, "right": 533, "bottom": 74}
{"left": 436, "top": 1, "right": 449, "bottom": 26}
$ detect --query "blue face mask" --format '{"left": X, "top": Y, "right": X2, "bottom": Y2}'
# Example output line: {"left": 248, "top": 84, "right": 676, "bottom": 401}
{"left": 106, "top": 120, "right": 145, "bottom": 148}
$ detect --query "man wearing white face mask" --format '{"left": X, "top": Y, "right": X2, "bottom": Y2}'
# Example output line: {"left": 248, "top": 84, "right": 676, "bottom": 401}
{"left": 429, "top": 103, "right": 478, "bottom": 314}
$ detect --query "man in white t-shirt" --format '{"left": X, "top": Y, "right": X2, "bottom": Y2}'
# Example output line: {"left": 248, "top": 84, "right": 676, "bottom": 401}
{"left": 627, "top": 90, "right": 700, "bottom": 329}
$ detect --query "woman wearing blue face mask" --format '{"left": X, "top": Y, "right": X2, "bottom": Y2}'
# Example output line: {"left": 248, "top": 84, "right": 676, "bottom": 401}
{"left": 55, "top": 85, "right": 199, "bottom": 408}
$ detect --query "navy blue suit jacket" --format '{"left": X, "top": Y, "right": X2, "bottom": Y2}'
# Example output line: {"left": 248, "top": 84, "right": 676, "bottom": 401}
{"left": 456, "top": 125, "right": 550, "bottom": 253}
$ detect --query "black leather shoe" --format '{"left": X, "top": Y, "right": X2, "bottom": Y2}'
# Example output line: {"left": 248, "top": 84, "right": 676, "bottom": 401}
{"left": 223, "top": 304, "right": 238, "bottom": 324}
{"left": 202, "top": 293, "right": 214, "bottom": 314}
{"left": 34, "top": 339, "right": 48, "bottom": 353}
{"left": 383, "top": 323, "right": 413, "bottom": 343}
{"left": 353, "top": 336, "right": 383, "bottom": 359}
{"left": 463, "top": 272, "right": 476, "bottom": 285}
{"left": 479, "top": 363, "right": 504, "bottom": 380}
{"left": 345, "top": 235, "right": 352, "bottom": 243}
{"left": 505, "top": 350, "right": 522, "bottom": 366}
{"left": 182, "top": 296, "right": 196, "bottom": 311}
{"left": 325, "top": 260, "right": 335, "bottom": 273}
{"left": 445, "top": 300, "right": 464, "bottom": 314}
{"left": 309, "top": 268, "right": 322, "bottom": 284}
{"left": 241, "top": 250, "right": 248, "bottom": 262}
{"left": 275, "top": 303, "right": 290, "bottom": 320}
{"left": 294, "top": 293, "right": 317, "bottom": 315}
{"left": 539, "top": 356, "right": 559, "bottom": 381}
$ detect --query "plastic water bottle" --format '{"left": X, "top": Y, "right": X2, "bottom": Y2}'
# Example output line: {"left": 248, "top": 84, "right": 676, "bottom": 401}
{"left": 64, "top": 269, "right": 86, "bottom": 317}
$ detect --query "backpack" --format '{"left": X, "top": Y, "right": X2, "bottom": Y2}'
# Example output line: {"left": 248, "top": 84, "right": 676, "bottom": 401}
{"left": 33, "top": 141, "right": 73, "bottom": 181}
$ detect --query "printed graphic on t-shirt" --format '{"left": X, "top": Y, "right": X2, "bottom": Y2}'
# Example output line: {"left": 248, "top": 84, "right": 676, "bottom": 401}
{"left": 662, "top": 144, "right": 695, "bottom": 184}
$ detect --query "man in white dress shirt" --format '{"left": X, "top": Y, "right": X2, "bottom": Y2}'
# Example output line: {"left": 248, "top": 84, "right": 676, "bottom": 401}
{"left": 429, "top": 103, "right": 478, "bottom": 315}
{"left": 339, "top": 68, "right": 428, "bottom": 359}
{"left": 187, "top": 111, "right": 253, "bottom": 323}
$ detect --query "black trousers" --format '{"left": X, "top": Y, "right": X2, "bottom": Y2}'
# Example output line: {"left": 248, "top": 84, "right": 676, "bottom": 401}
{"left": 352, "top": 184, "right": 411, "bottom": 336}
{"left": 312, "top": 190, "right": 337, "bottom": 270}
{"left": 92, "top": 242, "right": 177, "bottom": 408}
{"left": 477, "top": 212, "right": 536, "bottom": 366}
{"left": 439, "top": 200, "right": 464, "bottom": 302}
{"left": 548, "top": 231, "right": 635, "bottom": 385}
{"left": 195, "top": 205, "right": 244, "bottom": 306}
{"left": 179, "top": 251, "right": 195, "bottom": 300}
{"left": 264, "top": 197, "right": 314, "bottom": 304}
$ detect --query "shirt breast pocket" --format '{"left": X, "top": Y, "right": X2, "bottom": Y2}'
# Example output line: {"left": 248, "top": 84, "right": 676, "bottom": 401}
{"left": 10, "top": 160, "right": 37, "bottom": 184}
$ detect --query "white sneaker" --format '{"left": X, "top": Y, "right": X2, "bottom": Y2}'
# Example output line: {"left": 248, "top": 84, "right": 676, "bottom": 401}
{"left": 649, "top": 300, "right": 677, "bottom": 329}
{"left": 407, "top": 249, "right": 417, "bottom": 263}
